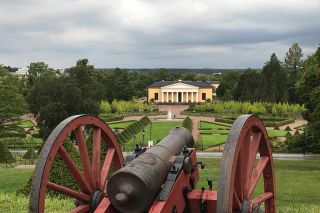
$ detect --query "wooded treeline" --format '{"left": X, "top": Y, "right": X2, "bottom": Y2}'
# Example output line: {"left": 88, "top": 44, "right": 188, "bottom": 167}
{"left": 217, "top": 43, "right": 303, "bottom": 103}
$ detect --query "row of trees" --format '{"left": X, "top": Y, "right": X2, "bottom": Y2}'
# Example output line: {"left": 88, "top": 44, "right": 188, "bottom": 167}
{"left": 100, "top": 100, "right": 154, "bottom": 114}
{"left": 188, "top": 101, "right": 305, "bottom": 118}
{"left": 294, "top": 46, "right": 320, "bottom": 153}
{"left": 217, "top": 43, "right": 303, "bottom": 103}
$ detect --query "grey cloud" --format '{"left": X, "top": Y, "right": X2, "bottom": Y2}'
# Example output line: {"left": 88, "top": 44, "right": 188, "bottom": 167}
{"left": 0, "top": 0, "right": 319, "bottom": 68}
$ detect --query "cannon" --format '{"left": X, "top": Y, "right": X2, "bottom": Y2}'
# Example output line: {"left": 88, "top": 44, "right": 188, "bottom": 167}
{"left": 29, "top": 114, "right": 276, "bottom": 213}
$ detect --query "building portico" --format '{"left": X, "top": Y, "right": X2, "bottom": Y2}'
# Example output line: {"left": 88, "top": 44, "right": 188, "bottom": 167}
{"left": 148, "top": 80, "right": 219, "bottom": 104}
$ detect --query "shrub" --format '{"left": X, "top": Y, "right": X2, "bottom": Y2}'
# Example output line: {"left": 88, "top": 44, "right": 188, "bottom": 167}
{"left": 17, "top": 139, "right": 81, "bottom": 197}
{"left": 23, "top": 148, "right": 38, "bottom": 159}
{"left": 118, "top": 116, "right": 151, "bottom": 144}
{"left": 285, "top": 126, "right": 292, "bottom": 131}
{"left": 182, "top": 116, "right": 193, "bottom": 132}
{"left": 0, "top": 142, "right": 14, "bottom": 163}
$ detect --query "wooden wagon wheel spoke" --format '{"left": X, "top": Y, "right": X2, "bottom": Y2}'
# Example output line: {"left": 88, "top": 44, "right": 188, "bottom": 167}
{"left": 29, "top": 115, "right": 124, "bottom": 213}
{"left": 92, "top": 127, "right": 101, "bottom": 188}
{"left": 233, "top": 188, "right": 242, "bottom": 209}
{"left": 251, "top": 192, "right": 274, "bottom": 206}
{"left": 74, "top": 127, "right": 95, "bottom": 188}
{"left": 217, "top": 115, "right": 276, "bottom": 213}
{"left": 234, "top": 129, "right": 252, "bottom": 202}
{"left": 244, "top": 131, "right": 262, "bottom": 197}
{"left": 247, "top": 156, "right": 270, "bottom": 198}
{"left": 58, "top": 146, "right": 92, "bottom": 194}
{"left": 47, "top": 182, "right": 90, "bottom": 202}
{"left": 99, "top": 148, "right": 115, "bottom": 191}
{"left": 69, "top": 204, "right": 90, "bottom": 213}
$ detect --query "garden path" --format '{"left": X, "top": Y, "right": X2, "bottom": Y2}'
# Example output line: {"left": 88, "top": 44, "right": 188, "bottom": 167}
{"left": 278, "top": 119, "right": 307, "bottom": 134}
{"left": 124, "top": 105, "right": 217, "bottom": 143}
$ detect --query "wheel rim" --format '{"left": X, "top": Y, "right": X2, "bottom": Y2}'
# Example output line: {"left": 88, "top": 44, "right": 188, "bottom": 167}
{"left": 217, "top": 115, "right": 276, "bottom": 213}
{"left": 29, "top": 115, "right": 124, "bottom": 213}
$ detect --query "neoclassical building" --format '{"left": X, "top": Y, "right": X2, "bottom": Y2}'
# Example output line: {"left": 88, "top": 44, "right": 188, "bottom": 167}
{"left": 147, "top": 80, "right": 219, "bottom": 103}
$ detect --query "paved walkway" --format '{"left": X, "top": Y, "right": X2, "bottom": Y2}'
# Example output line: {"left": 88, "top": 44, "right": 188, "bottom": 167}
{"left": 278, "top": 119, "right": 307, "bottom": 134}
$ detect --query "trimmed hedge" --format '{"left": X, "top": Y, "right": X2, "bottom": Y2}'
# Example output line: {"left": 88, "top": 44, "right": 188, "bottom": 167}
{"left": 215, "top": 117, "right": 294, "bottom": 127}
{"left": 99, "top": 114, "right": 124, "bottom": 122}
{"left": 118, "top": 116, "right": 151, "bottom": 144}
{"left": 17, "top": 139, "right": 81, "bottom": 197}
{"left": 0, "top": 142, "right": 14, "bottom": 163}
{"left": 23, "top": 148, "right": 38, "bottom": 159}
{"left": 182, "top": 116, "right": 193, "bottom": 132}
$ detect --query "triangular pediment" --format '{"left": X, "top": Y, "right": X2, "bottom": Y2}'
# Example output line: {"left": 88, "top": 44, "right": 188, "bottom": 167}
{"left": 161, "top": 82, "right": 198, "bottom": 89}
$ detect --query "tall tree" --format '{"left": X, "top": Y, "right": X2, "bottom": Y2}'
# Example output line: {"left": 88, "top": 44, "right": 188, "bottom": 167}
{"left": 284, "top": 43, "right": 303, "bottom": 103}
{"left": 0, "top": 66, "right": 28, "bottom": 124}
{"left": 259, "top": 53, "right": 288, "bottom": 102}
{"left": 216, "top": 72, "right": 241, "bottom": 100}
{"left": 27, "top": 59, "right": 103, "bottom": 139}
{"left": 234, "top": 69, "right": 261, "bottom": 101}
{"left": 296, "top": 46, "right": 320, "bottom": 153}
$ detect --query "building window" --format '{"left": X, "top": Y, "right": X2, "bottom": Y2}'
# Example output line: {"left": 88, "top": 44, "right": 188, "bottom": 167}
{"left": 154, "top": 93, "right": 158, "bottom": 100}
{"left": 202, "top": 93, "right": 206, "bottom": 100}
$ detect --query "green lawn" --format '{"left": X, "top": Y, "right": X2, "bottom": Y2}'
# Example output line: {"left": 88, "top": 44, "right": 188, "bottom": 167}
{"left": 199, "top": 121, "right": 289, "bottom": 149}
{"left": 267, "top": 130, "right": 289, "bottom": 138}
{"left": 107, "top": 120, "right": 135, "bottom": 129}
{"left": 198, "top": 158, "right": 320, "bottom": 212}
{"left": 295, "top": 124, "right": 306, "bottom": 130}
{"left": 199, "top": 134, "right": 227, "bottom": 148}
{"left": 122, "top": 120, "right": 182, "bottom": 151}
{"left": 199, "top": 121, "right": 230, "bottom": 130}
{"left": 18, "top": 120, "right": 35, "bottom": 128}
{"left": 0, "top": 159, "right": 319, "bottom": 212}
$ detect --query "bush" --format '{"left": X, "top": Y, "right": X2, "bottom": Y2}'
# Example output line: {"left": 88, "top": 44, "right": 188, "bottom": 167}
{"left": 18, "top": 139, "right": 81, "bottom": 197}
{"left": 285, "top": 126, "right": 292, "bottom": 131}
{"left": 0, "top": 142, "right": 14, "bottom": 163}
{"left": 182, "top": 116, "right": 193, "bottom": 132}
{"left": 23, "top": 148, "right": 38, "bottom": 159}
{"left": 118, "top": 116, "right": 151, "bottom": 144}
{"left": 0, "top": 124, "right": 26, "bottom": 138}
{"left": 99, "top": 115, "right": 124, "bottom": 122}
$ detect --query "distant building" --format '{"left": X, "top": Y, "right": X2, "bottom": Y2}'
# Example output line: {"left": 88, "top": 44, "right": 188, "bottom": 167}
{"left": 14, "top": 67, "right": 29, "bottom": 76}
{"left": 147, "top": 80, "right": 219, "bottom": 104}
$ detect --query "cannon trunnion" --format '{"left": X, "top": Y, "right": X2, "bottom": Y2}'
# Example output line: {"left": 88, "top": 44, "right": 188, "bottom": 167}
{"left": 29, "top": 114, "right": 276, "bottom": 213}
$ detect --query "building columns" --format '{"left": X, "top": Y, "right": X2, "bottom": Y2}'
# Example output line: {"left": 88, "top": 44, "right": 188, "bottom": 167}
{"left": 187, "top": 92, "right": 189, "bottom": 102}
{"left": 171, "top": 92, "right": 173, "bottom": 103}
{"left": 166, "top": 92, "right": 168, "bottom": 102}
{"left": 196, "top": 92, "right": 198, "bottom": 102}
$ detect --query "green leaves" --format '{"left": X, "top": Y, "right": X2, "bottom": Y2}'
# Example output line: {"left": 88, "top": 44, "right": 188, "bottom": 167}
{"left": 0, "top": 67, "right": 28, "bottom": 124}
{"left": 182, "top": 116, "right": 193, "bottom": 132}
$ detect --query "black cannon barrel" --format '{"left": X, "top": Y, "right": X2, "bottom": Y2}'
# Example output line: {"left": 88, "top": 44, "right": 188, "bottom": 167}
{"left": 107, "top": 126, "right": 194, "bottom": 213}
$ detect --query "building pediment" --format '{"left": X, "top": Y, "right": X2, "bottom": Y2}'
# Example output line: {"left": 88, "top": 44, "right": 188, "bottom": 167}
{"left": 161, "top": 82, "right": 198, "bottom": 90}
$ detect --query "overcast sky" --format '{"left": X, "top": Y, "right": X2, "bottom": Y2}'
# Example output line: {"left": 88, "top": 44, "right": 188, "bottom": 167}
{"left": 1, "top": 0, "right": 319, "bottom": 69}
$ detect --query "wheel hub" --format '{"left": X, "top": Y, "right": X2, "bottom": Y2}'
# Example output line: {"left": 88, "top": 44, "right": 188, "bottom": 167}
{"left": 89, "top": 190, "right": 104, "bottom": 212}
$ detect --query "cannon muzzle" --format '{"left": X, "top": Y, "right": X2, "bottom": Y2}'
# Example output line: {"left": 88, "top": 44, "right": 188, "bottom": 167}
{"left": 107, "top": 126, "right": 194, "bottom": 213}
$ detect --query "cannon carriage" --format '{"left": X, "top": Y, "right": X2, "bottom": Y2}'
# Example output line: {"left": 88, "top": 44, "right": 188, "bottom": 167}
{"left": 29, "top": 114, "right": 276, "bottom": 213}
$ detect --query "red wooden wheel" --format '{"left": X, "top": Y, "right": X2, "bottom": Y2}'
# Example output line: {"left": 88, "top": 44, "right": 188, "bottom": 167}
{"left": 217, "top": 115, "right": 276, "bottom": 213}
{"left": 29, "top": 115, "right": 124, "bottom": 213}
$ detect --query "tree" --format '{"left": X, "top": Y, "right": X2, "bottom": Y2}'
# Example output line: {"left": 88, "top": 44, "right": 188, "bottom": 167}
{"left": 26, "top": 62, "right": 57, "bottom": 88}
{"left": 259, "top": 53, "right": 288, "bottom": 102}
{"left": 234, "top": 69, "right": 261, "bottom": 101}
{"left": 0, "top": 66, "right": 28, "bottom": 124}
{"left": 27, "top": 59, "right": 103, "bottom": 139}
{"left": 284, "top": 43, "right": 303, "bottom": 103}
{"left": 216, "top": 72, "right": 241, "bottom": 100}
{"left": 296, "top": 46, "right": 320, "bottom": 153}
